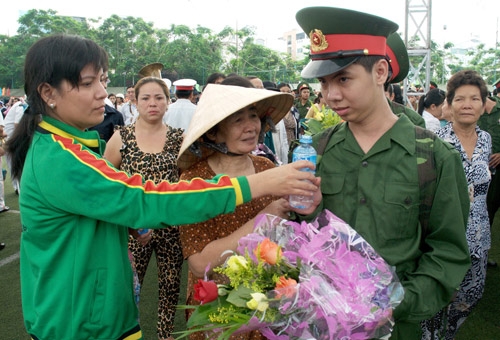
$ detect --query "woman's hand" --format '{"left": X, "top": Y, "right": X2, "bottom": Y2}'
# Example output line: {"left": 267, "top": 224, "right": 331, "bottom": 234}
{"left": 288, "top": 176, "right": 322, "bottom": 216}
{"left": 248, "top": 161, "right": 319, "bottom": 199}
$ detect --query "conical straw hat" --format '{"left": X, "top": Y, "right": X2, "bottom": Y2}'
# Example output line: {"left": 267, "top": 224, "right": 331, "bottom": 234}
{"left": 177, "top": 84, "right": 294, "bottom": 171}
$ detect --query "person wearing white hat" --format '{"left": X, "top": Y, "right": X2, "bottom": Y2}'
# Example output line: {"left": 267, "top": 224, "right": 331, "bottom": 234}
{"left": 163, "top": 78, "right": 197, "bottom": 131}
{"left": 115, "top": 93, "right": 125, "bottom": 111}
{"left": 177, "top": 76, "right": 312, "bottom": 340}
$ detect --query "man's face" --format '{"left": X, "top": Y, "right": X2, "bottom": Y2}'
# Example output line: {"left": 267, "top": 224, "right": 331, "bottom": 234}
{"left": 279, "top": 86, "right": 292, "bottom": 94}
{"left": 300, "top": 89, "right": 310, "bottom": 100}
{"left": 126, "top": 87, "right": 136, "bottom": 101}
{"left": 318, "top": 63, "right": 381, "bottom": 123}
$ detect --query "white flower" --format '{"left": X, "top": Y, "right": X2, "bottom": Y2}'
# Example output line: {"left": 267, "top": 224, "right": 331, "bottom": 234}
{"left": 246, "top": 293, "right": 269, "bottom": 312}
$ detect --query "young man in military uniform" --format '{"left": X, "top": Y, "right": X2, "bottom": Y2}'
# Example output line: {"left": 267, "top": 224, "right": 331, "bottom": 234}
{"left": 293, "top": 83, "right": 313, "bottom": 120}
{"left": 478, "top": 78, "right": 500, "bottom": 267}
{"left": 295, "top": 7, "right": 471, "bottom": 339}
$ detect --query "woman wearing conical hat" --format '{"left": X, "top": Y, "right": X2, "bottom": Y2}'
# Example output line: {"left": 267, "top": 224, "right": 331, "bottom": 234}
{"left": 177, "top": 75, "right": 306, "bottom": 340}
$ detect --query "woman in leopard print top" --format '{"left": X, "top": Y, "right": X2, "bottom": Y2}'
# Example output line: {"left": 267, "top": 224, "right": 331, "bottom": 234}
{"left": 105, "top": 77, "right": 183, "bottom": 340}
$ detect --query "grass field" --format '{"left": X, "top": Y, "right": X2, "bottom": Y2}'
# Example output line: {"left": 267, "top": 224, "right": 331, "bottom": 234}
{"left": 1, "top": 162, "right": 499, "bottom": 339}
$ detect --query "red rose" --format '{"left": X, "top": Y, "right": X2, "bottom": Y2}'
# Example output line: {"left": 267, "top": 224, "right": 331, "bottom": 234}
{"left": 193, "top": 279, "right": 218, "bottom": 304}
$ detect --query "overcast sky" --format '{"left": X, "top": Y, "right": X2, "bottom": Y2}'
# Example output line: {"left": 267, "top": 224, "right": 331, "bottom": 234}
{"left": 1, "top": 0, "right": 499, "bottom": 48}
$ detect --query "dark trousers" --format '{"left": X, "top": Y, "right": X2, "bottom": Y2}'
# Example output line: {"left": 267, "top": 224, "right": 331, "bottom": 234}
{"left": 487, "top": 173, "right": 500, "bottom": 225}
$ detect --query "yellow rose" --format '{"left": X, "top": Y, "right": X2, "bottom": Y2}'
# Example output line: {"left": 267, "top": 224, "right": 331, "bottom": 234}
{"left": 246, "top": 293, "right": 269, "bottom": 312}
{"left": 226, "top": 255, "right": 248, "bottom": 272}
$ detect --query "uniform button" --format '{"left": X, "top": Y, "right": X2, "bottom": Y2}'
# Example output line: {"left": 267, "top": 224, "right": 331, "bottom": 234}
{"left": 404, "top": 196, "right": 412, "bottom": 205}
{"left": 360, "top": 198, "right": 367, "bottom": 204}
{"left": 361, "top": 161, "right": 368, "bottom": 167}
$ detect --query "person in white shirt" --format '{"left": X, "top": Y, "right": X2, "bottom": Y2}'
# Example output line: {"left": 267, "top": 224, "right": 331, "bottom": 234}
{"left": 163, "top": 79, "right": 197, "bottom": 131}
{"left": 3, "top": 97, "right": 26, "bottom": 194}
{"left": 0, "top": 112, "right": 9, "bottom": 212}
{"left": 418, "top": 88, "right": 446, "bottom": 132}
{"left": 120, "top": 85, "right": 139, "bottom": 125}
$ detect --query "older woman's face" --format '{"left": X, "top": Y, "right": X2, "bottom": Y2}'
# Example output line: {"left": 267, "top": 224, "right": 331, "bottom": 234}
{"left": 450, "top": 85, "right": 485, "bottom": 126}
{"left": 215, "top": 104, "right": 262, "bottom": 154}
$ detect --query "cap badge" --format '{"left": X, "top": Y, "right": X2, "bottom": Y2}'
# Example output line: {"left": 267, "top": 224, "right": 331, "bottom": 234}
{"left": 310, "top": 29, "right": 328, "bottom": 52}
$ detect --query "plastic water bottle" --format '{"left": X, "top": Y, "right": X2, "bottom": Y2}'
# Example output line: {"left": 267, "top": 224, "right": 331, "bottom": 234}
{"left": 289, "top": 135, "right": 317, "bottom": 209}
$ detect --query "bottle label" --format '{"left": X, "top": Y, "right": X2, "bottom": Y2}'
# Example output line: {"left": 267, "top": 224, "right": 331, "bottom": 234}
{"left": 292, "top": 153, "right": 317, "bottom": 173}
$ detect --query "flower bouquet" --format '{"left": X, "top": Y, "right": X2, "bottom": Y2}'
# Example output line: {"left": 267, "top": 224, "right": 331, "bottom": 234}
{"left": 301, "top": 106, "right": 342, "bottom": 136}
{"left": 176, "top": 210, "right": 404, "bottom": 340}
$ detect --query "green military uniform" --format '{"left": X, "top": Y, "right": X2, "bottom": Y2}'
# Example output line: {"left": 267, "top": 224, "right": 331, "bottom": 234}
{"left": 310, "top": 116, "right": 470, "bottom": 339}
{"left": 477, "top": 96, "right": 500, "bottom": 223}
{"left": 294, "top": 98, "right": 312, "bottom": 120}
{"left": 388, "top": 98, "right": 425, "bottom": 128}
{"left": 295, "top": 7, "right": 471, "bottom": 339}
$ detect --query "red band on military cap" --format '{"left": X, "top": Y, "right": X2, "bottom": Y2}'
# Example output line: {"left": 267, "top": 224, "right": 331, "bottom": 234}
{"left": 385, "top": 46, "right": 400, "bottom": 82}
{"left": 176, "top": 86, "right": 194, "bottom": 91}
{"left": 495, "top": 83, "right": 500, "bottom": 89}
{"left": 310, "top": 34, "right": 387, "bottom": 58}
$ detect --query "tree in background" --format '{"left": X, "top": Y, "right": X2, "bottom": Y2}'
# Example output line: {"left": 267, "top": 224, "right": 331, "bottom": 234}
{"left": 2, "top": 9, "right": 497, "bottom": 93}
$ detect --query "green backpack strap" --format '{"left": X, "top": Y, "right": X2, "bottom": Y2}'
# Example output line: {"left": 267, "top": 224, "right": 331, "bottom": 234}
{"left": 287, "top": 123, "right": 342, "bottom": 164}
{"left": 415, "top": 126, "right": 437, "bottom": 245}
{"left": 316, "top": 123, "right": 342, "bottom": 164}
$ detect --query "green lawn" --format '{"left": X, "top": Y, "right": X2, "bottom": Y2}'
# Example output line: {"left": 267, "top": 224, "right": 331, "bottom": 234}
{"left": 1, "top": 160, "right": 499, "bottom": 339}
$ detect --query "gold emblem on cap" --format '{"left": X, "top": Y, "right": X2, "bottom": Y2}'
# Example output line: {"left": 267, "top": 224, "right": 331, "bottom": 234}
{"left": 310, "top": 29, "right": 328, "bottom": 52}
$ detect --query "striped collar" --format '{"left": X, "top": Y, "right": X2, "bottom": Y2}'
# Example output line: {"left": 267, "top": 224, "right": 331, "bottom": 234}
{"left": 38, "top": 116, "right": 104, "bottom": 154}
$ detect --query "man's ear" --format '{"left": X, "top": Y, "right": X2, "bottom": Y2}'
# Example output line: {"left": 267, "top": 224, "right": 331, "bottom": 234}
{"left": 373, "top": 59, "right": 390, "bottom": 86}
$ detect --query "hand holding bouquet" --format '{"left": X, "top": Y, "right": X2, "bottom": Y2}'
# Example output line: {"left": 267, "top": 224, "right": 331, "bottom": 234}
{"left": 177, "top": 210, "right": 404, "bottom": 340}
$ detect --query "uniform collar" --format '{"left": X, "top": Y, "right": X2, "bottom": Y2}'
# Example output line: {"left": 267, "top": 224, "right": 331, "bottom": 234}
{"left": 324, "top": 114, "right": 417, "bottom": 156}
{"left": 38, "top": 116, "right": 105, "bottom": 154}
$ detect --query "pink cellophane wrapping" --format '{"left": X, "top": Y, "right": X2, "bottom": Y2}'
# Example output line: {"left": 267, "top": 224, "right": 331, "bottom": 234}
{"left": 237, "top": 210, "right": 404, "bottom": 340}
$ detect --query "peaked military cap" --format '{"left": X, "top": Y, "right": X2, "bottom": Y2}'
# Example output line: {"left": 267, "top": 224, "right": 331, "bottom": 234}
{"left": 173, "top": 79, "right": 197, "bottom": 91}
{"left": 386, "top": 32, "right": 409, "bottom": 83}
{"left": 296, "top": 7, "right": 399, "bottom": 79}
{"left": 493, "top": 79, "right": 500, "bottom": 90}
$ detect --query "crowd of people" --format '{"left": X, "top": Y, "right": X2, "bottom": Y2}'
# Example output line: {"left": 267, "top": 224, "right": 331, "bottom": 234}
{"left": 0, "top": 5, "right": 498, "bottom": 340}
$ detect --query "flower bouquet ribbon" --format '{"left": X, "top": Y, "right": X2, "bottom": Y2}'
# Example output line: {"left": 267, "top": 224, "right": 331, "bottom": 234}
{"left": 176, "top": 209, "right": 404, "bottom": 340}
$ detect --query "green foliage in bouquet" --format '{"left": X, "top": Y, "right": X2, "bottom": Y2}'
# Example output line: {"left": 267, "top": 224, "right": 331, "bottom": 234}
{"left": 302, "top": 105, "right": 342, "bottom": 136}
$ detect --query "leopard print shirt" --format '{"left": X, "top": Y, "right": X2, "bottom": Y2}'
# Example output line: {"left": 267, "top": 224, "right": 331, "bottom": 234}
{"left": 117, "top": 123, "right": 183, "bottom": 182}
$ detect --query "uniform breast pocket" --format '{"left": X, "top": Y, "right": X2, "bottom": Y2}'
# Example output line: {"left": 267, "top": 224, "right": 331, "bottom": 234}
{"left": 321, "top": 172, "right": 345, "bottom": 212}
{"left": 383, "top": 182, "right": 420, "bottom": 239}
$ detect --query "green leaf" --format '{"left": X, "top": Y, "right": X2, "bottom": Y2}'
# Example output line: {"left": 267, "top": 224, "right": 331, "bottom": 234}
{"left": 226, "top": 285, "right": 254, "bottom": 307}
{"left": 185, "top": 300, "right": 219, "bottom": 328}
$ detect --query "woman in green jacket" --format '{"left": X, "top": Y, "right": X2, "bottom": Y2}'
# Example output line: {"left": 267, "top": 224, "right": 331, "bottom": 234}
{"left": 6, "top": 34, "right": 319, "bottom": 340}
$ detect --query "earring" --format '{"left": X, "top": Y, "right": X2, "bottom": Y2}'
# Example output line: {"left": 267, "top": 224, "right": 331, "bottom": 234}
{"left": 49, "top": 103, "right": 55, "bottom": 109}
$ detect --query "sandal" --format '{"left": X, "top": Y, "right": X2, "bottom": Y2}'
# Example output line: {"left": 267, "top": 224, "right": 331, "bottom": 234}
{"left": 0, "top": 206, "right": 9, "bottom": 213}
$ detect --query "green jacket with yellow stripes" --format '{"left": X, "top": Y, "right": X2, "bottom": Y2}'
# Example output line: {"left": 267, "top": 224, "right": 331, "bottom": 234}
{"left": 20, "top": 116, "right": 251, "bottom": 340}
